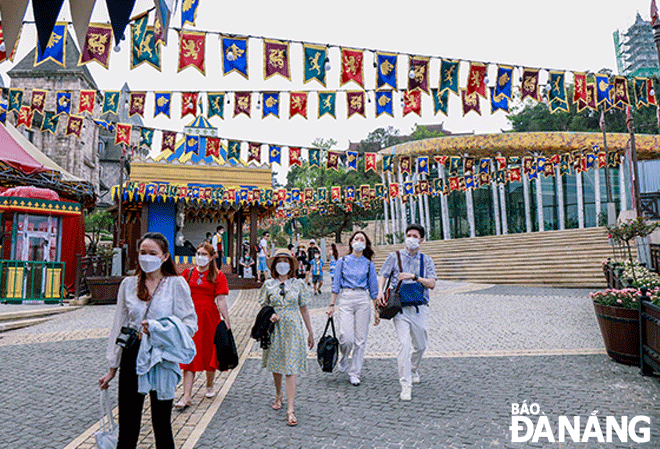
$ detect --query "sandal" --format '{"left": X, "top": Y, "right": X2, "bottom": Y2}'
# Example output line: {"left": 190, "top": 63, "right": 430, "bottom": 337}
{"left": 272, "top": 393, "right": 283, "bottom": 410}
{"left": 174, "top": 400, "right": 191, "bottom": 410}
{"left": 286, "top": 410, "right": 298, "bottom": 426}
{"left": 205, "top": 387, "right": 216, "bottom": 398}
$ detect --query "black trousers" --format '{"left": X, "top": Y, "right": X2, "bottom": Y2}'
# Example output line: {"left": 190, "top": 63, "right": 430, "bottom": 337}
{"left": 215, "top": 255, "right": 223, "bottom": 269}
{"left": 117, "top": 342, "right": 174, "bottom": 449}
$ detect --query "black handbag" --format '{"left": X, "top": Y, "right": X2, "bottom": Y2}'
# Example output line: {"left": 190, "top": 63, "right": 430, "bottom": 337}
{"left": 214, "top": 321, "right": 239, "bottom": 371}
{"left": 378, "top": 251, "right": 403, "bottom": 320}
{"left": 317, "top": 317, "right": 339, "bottom": 372}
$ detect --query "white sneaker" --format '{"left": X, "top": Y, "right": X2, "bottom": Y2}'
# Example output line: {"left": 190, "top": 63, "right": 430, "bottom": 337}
{"left": 400, "top": 385, "right": 412, "bottom": 401}
{"left": 349, "top": 376, "right": 360, "bottom": 386}
{"left": 411, "top": 372, "right": 420, "bottom": 384}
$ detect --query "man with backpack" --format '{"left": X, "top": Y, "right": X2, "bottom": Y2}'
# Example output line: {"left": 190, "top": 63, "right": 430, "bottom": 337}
{"left": 376, "top": 224, "right": 436, "bottom": 402}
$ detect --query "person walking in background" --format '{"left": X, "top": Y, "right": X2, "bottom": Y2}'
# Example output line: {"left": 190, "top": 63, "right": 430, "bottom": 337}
{"left": 175, "top": 242, "right": 231, "bottom": 409}
{"left": 377, "top": 224, "right": 436, "bottom": 402}
{"left": 257, "top": 231, "right": 271, "bottom": 282}
{"left": 239, "top": 249, "right": 255, "bottom": 278}
{"left": 205, "top": 232, "right": 213, "bottom": 244}
{"left": 211, "top": 225, "right": 225, "bottom": 269}
{"left": 329, "top": 243, "right": 339, "bottom": 281}
{"left": 327, "top": 231, "right": 378, "bottom": 386}
{"left": 310, "top": 252, "right": 324, "bottom": 295}
{"left": 259, "top": 249, "right": 314, "bottom": 426}
{"left": 99, "top": 232, "right": 197, "bottom": 449}
{"left": 295, "top": 245, "right": 307, "bottom": 280}
{"left": 305, "top": 240, "right": 320, "bottom": 286}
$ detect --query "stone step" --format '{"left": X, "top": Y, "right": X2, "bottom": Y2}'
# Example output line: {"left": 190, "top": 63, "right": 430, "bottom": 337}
{"left": 0, "top": 306, "right": 78, "bottom": 322}
{"left": 0, "top": 317, "right": 49, "bottom": 332}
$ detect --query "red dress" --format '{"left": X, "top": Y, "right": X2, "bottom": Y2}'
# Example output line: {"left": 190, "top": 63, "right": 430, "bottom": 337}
{"left": 180, "top": 268, "right": 229, "bottom": 372}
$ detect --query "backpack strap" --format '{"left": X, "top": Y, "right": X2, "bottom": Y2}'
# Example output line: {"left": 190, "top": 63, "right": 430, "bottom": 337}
{"left": 419, "top": 253, "right": 424, "bottom": 278}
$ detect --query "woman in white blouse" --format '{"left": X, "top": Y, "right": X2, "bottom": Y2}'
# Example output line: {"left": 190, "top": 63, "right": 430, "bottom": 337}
{"left": 99, "top": 232, "right": 197, "bottom": 449}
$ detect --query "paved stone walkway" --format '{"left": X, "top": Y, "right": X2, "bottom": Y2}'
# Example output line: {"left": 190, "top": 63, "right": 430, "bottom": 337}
{"left": 1, "top": 278, "right": 659, "bottom": 448}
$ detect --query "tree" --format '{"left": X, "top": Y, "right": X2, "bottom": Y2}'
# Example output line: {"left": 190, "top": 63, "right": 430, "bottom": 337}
{"left": 84, "top": 210, "right": 113, "bottom": 254}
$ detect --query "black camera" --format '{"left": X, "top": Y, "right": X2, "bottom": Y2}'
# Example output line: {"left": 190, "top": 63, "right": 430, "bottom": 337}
{"left": 116, "top": 326, "right": 139, "bottom": 348}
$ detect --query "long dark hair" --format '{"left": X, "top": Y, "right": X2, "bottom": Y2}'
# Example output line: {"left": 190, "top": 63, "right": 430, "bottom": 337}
{"left": 331, "top": 243, "right": 339, "bottom": 260}
{"left": 196, "top": 241, "right": 218, "bottom": 284}
{"left": 136, "top": 232, "right": 177, "bottom": 301}
{"left": 347, "top": 231, "right": 374, "bottom": 261}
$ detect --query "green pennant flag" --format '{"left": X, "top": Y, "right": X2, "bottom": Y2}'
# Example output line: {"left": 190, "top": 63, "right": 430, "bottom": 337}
{"left": 140, "top": 127, "right": 154, "bottom": 149}
{"left": 208, "top": 92, "right": 224, "bottom": 119}
{"left": 228, "top": 140, "right": 241, "bottom": 163}
{"left": 41, "top": 110, "right": 59, "bottom": 134}
{"left": 303, "top": 44, "right": 327, "bottom": 86}
{"left": 103, "top": 91, "right": 120, "bottom": 115}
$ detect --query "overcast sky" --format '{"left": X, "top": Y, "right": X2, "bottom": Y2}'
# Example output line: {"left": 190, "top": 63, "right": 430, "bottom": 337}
{"left": 5, "top": 0, "right": 658, "bottom": 180}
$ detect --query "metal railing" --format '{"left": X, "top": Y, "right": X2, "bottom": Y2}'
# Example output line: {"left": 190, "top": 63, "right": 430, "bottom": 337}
{"left": 0, "top": 260, "right": 65, "bottom": 304}
{"left": 641, "top": 192, "right": 660, "bottom": 219}
{"left": 73, "top": 254, "right": 110, "bottom": 301}
{"left": 640, "top": 294, "right": 660, "bottom": 376}
{"left": 650, "top": 244, "right": 660, "bottom": 274}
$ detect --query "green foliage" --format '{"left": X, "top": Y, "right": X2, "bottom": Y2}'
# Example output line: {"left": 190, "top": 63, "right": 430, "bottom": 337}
{"left": 607, "top": 216, "right": 660, "bottom": 283}
{"left": 84, "top": 210, "right": 113, "bottom": 254}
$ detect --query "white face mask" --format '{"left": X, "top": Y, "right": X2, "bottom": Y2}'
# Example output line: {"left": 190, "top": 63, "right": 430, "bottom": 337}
{"left": 275, "top": 262, "right": 291, "bottom": 276}
{"left": 405, "top": 237, "right": 420, "bottom": 251}
{"left": 139, "top": 254, "right": 164, "bottom": 273}
{"left": 352, "top": 241, "right": 366, "bottom": 253}
{"left": 196, "top": 255, "right": 210, "bottom": 267}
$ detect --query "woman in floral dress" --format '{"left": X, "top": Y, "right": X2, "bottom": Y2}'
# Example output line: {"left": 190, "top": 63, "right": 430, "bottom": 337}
{"left": 258, "top": 249, "right": 314, "bottom": 426}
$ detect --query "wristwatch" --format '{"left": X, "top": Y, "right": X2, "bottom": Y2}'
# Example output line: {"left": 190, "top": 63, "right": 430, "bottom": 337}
{"left": 413, "top": 274, "right": 419, "bottom": 281}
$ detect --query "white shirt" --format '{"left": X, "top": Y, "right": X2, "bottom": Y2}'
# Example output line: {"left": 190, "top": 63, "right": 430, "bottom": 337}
{"left": 258, "top": 238, "right": 268, "bottom": 258}
{"left": 106, "top": 275, "right": 198, "bottom": 368}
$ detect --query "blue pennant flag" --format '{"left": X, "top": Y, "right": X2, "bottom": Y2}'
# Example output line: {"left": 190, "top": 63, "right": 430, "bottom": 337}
{"left": 0, "top": 103, "right": 6, "bottom": 124}
{"left": 465, "top": 173, "right": 475, "bottom": 190}
{"left": 269, "top": 145, "right": 281, "bottom": 165}
{"left": 403, "top": 181, "right": 414, "bottom": 197}
{"left": 309, "top": 148, "right": 321, "bottom": 168}
{"left": 262, "top": 92, "right": 280, "bottom": 118}
{"left": 376, "top": 52, "right": 397, "bottom": 89}
{"left": 375, "top": 90, "right": 394, "bottom": 117}
{"left": 185, "top": 135, "right": 199, "bottom": 154}
{"left": 347, "top": 151, "right": 358, "bottom": 171}
{"left": 93, "top": 119, "right": 115, "bottom": 132}
{"left": 595, "top": 73, "right": 611, "bottom": 105}
{"left": 494, "top": 65, "right": 513, "bottom": 100}
{"left": 291, "top": 189, "right": 300, "bottom": 203}
{"left": 154, "top": 92, "right": 171, "bottom": 117}
{"left": 222, "top": 36, "right": 248, "bottom": 79}
{"left": 181, "top": 0, "right": 200, "bottom": 27}
{"left": 490, "top": 87, "right": 509, "bottom": 113}
{"left": 34, "top": 22, "right": 66, "bottom": 67}
{"left": 417, "top": 156, "right": 429, "bottom": 175}
{"left": 56, "top": 91, "right": 71, "bottom": 115}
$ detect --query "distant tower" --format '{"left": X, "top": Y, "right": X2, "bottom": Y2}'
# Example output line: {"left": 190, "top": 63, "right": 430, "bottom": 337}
{"left": 613, "top": 12, "right": 659, "bottom": 77}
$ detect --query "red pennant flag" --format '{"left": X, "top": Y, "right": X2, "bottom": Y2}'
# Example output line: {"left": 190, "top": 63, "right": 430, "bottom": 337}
{"left": 30, "top": 89, "right": 47, "bottom": 113}
{"left": 496, "top": 157, "right": 507, "bottom": 170}
{"left": 419, "top": 180, "right": 429, "bottom": 195}
{"left": 79, "top": 23, "right": 112, "bottom": 68}
{"left": 521, "top": 68, "right": 540, "bottom": 101}
{"left": 408, "top": 56, "right": 430, "bottom": 94}
{"left": 234, "top": 92, "right": 251, "bottom": 117}
{"left": 522, "top": 156, "right": 533, "bottom": 174}
{"left": 508, "top": 167, "right": 522, "bottom": 183}
{"left": 65, "top": 115, "right": 84, "bottom": 137}
{"left": 290, "top": 92, "right": 308, "bottom": 118}
{"left": 248, "top": 142, "right": 262, "bottom": 163}
{"left": 78, "top": 90, "right": 95, "bottom": 115}
{"left": 449, "top": 177, "right": 459, "bottom": 192}
{"left": 206, "top": 137, "right": 220, "bottom": 158}
{"left": 347, "top": 91, "right": 365, "bottom": 118}
{"left": 178, "top": 30, "right": 205, "bottom": 74}
{"left": 331, "top": 186, "right": 342, "bottom": 202}
{"left": 161, "top": 131, "right": 176, "bottom": 153}
{"left": 389, "top": 183, "right": 399, "bottom": 199}
{"left": 115, "top": 123, "right": 132, "bottom": 146}
{"left": 365, "top": 153, "right": 377, "bottom": 173}
{"left": 289, "top": 147, "right": 302, "bottom": 166}
{"left": 181, "top": 92, "right": 198, "bottom": 118}
{"left": 573, "top": 72, "right": 587, "bottom": 103}
{"left": 277, "top": 189, "right": 287, "bottom": 202}
{"left": 466, "top": 62, "right": 487, "bottom": 98}
{"left": 129, "top": 92, "right": 146, "bottom": 118}
{"left": 648, "top": 79, "right": 657, "bottom": 105}
{"left": 550, "top": 154, "right": 561, "bottom": 165}
{"left": 434, "top": 155, "right": 448, "bottom": 165}
{"left": 341, "top": 48, "right": 364, "bottom": 87}
{"left": 400, "top": 156, "right": 412, "bottom": 175}
{"left": 403, "top": 90, "right": 422, "bottom": 116}
{"left": 598, "top": 152, "right": 607, "bottom": 168}
{"left": 461, "top": 89, "right": 481, "bottom": 116}
{"left": 17, "top": 106, "right": 33, "bottom": 128}
{"left": 327, "top": 151, "right": 340, "bottom": 171}
{"left": 264, "top": 39, "right": 290, "bottom": 80}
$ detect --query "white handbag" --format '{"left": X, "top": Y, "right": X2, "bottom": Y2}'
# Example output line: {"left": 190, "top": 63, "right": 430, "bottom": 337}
{"left": 94, "top": 389, "right": 118, "bottom": 449}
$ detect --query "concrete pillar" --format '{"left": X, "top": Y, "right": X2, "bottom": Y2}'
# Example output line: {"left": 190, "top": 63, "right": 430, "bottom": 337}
{"left": 522, "top": 175, "right": 532, "bottom": 232}
{"left": 498, "top": 182, "right": 508, "bottom": 234}
{"left": 619, "top": 155, "right": 627, "bottom": 211}
{"left": 556, "top": 165, "right": 565, "bottom": 230}
{"left": 536, "top": 175, "right": 544, "bottom": 232}
{"left": 466, "top": 187, "right": 476, "bottom": 237}
{"left": 576, "top": 171, "right": 585, "bottom": 228}
{"left": 594, "top": 167, "right": 601, "bottom": 226}
{"left": 387, "top": 172, "right": 398, "bottom": 237}
{"left": 438, "top": 164, "right": 451, "bottom": 240}
{"left": 490, "top": 160, "right": 501, "bottom": 235}
{"left": 397, "top": 166, "right": 406, "bottom": 235}
{"left": 381, "top": 173, "right": 389, "bottom": 238}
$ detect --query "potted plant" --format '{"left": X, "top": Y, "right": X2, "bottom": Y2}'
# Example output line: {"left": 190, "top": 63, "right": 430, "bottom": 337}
{"left": 606, "top": 217, "right": 660, "bottom": 284}
{"left": 591, "top": 286, "right": 660, "bottom": 365}
{"left": 84, "top": 210, "right": 124, "bottom": 304}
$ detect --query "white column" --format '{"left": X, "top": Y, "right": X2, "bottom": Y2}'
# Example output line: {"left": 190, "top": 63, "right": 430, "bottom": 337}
{"left": 594, "top": 167, "right": 601, "bottom": 226}
{"left": 619, "top": 155, "right": 627, "bottom": 212}
{"left": 576, "top": 171, "right": 585, "bottom": 228}
{"left": 466, "top": 187, "right": 476, "bottom": 237}
{"left": 522, "top": 175, "right": 532, "bottom": 232}
{"left": 490, "top": 160, "right": 501, "bottom": 235}
{"left": 397, "top": 166, "right": 407, "bottom": 234}
{"left": 387, "top": 172, "right": 397, "bottom": 235}
{"left": 556, "top": 165, "right": 565, "bottom": 230}
{"left": 498, "top": 183, "right": 508, "bottom": 234}
{"left": 535, "top": 175, "right": 544, "bottom": 232}
{"left": 438, "top": 164, "right": 451, "bottom": 240}
{"left": 381, "top": 172, "right": 389, "bottom": 238}
{"left": 421, "top": 173, "right": 431, "bottom": 235}
{"left": 415, "top": 174, "right": 425, "bottom": 227}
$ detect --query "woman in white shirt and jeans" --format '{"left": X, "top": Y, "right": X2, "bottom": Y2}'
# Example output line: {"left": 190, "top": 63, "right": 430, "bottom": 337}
{"left": 99, "top": 232, "right": 197, "bottom": 449}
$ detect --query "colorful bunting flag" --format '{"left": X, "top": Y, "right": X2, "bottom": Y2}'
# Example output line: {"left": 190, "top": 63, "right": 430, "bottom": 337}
{"left": 262, "top": 92, "right": 280, "bottom": 118}
{"left": 345, "top": 186, "right": 355, "bottom": 202}
{"left": 129, "top": 92, "right": 146, "bottom": 117}
{"left": 418, "top": 156, "right": 429, "bottom": 175}
{"left": 439, "top": 59, "right": 460, "bottom": 95}
{"left": 153, "top": 92, "right": 171, "bottom": 118}
{"left": 434, "top": 155, "right": 449, "bottom": 166}
{"left": 16, "top": 106, "right": 33, "bottom": 128}
{"left": 478, "top": 158, "right": 490, "bottom": 184}
{"left": 649, "top": 79, "right": 657, "bottom": 105}
{"left": 586, "top": 83, "right": 597, "bottom": 111}
{"left": 494, "top": 65, "right": 513, "bottom": 100}
{"left": 8, "top": 89, "right": 23, "bottom": 114}
{"left": 383, "top": 154, "right": 394, "bottom": 173}
{"left": 248, "top": 142, "right": 261, "bottom": 163}
{"left": 318, "top": 91, "right": 336, "bottom": 118}
{"left": 403, "top": 90, "right": 422, "bottom": 117}
{"left": 139, "top": 127, "right": 154, "bottom": 149}
{"left": 461, "top": 89, "right": 481, "bottom": 116}
{"left": 403, "top": 181, "right": 414, "bottom": 198}
{"left": 79, "top": 23, "right": 112, "bottom": 68}
{"left": 466, "top": 62, "right": 487, "bottom": 98}
{"left": 365, "top": 153, "right": 377, "bottom": 173}
{"left": 289, "top": 147, "right": 302, "bottom": 166}
{"left": 290, "top": 92, "right": 308, "bottom": 118}
{"left": 389, "top": 183, "right": 399, "bottom": 199}
{"left": 30, "top": 89, "right": 47, "bottom": 113}
{"left": 0, "top": 24, "right": 19, "bottom": 63}
{"left": 102, "top": 91, "right": 120, "bottom": 115}
{"left": 408, "top": 56, "right": 429, "bottom": 94}
{"left": 573, "top": 72, "right": 587, "bottom": 104}
{"left": 613, "top": 76, "right": 630, "bottom": 109}
{"left": 490, "top": 87, "right": 509, "bottom": 113}
{"left": 331, "top": 186, "right": 342, "bottom": 202}
{"left": 264, "top": 39, "right": 290, "bottom": 80}
{"left": 206, "top": 92, "right": 224, "bottom": 119}
{"left": 34, "top": 22, "right": 66, "bottom": 67}
{"left": 327, "top": 151, "right": 340, "bottom": 171}
{"left": 375, "top": 90, "right": 394, "bottom": 117}
{"left": 521, "top": 68, "right": 540, "bottom": 101}
{"left": 131, "top": 13, "right": 161, "bottom": 70}
{"left": 347, "top": 151, "right": 358, "bottom": 171}
{"left": 78, "top": 90, "right": 95, "bottom": 115}
{"left": 449, "top": 156, "right": 461, "bottom": 176}
{"left": 509, "top": 167, "right": 522, "bottom": 183}
{"left": 309, "top": 148, "right": 321, "bottom": 168}
{"left": 178, "top": 30, "right": 205, "bottom": 74}
{"left": 269, "top": 145, "right": 281, "bottom": 165}
{"left": 56, "top": 91, "right": 71, "bottom": 115}
{"left": 206, "top": 137, "right": 222, "bottom": 161}
{"left": 634, "top": 77, "right": 649, "bottom": 108}
{"left": 317, "top": 187, "right": 327, "bottom": 202}
{"left": 222, "top": 35, "right": 249, "bottom": 79}
{"left": 340, "top": 48, "right": 364, "bottom": 87}
{"left": 376, "top": 52, "right": 397, "bottom": 90}
{"left": 432, "top": 88, "right": 449, "bottom": 116}
{"left": 465, "top": 173, "right": 475, "bottom": 190}
{"left": 400, "top": 156, "right": 412, "bottom": 175}
{"left": 303, "top": 44, "right": 327, "bottom": 86}
{"left": 595, "top": 73, "right": 611, "bottom": 105}
{"left": 548, "top": 71, "right": 568, "bottom": 112}
{"left": 41, "top": 111, "right": 59, "bottom": 134}
{"left": 65, "top": 115, "right": 84, "bottom": 138}
{"left": 115, "top": 123, "right": 132, "bottom": 146}
{"left": 161, "top": 130, "right": 176, "bottom": 155}
{"left": 181, "top": 0, "right": 200, "bottom": 26}
{"left": 234, "top": 92, "right": 251, "bottom": 117}
{"left": 182, "top": 92, "right": 198, "bottom": 118}
{"left": 92, "top": 119, "right": 114, "bottom": 132}
{"left": 347, "top": 91, "right": 365, "bottom": 118}
{"left": 226, "top": 140, "right": 240, "bottom": 163}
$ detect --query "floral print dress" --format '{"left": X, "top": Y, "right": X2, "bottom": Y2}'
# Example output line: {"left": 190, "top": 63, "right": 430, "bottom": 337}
{"left": 258, "top": 278, "right": 309, "bottom": 375}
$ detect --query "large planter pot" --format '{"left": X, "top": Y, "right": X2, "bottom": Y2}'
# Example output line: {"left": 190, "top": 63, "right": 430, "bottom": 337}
{"left": 593, "top": 302, "right": 639, "bottom": 366}
{"left": 86, "top": 276, "right": 125, "bottom": 305}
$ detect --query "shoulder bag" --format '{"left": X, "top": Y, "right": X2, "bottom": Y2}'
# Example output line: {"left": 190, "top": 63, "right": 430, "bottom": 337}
{"left": 378, "top": 251, "right": 404, "bottom": 320}
{"left": 317, "top": 317, "right": 339, "bottom": 372}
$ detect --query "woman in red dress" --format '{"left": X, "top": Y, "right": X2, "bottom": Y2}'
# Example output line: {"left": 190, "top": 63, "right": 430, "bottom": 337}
{"left": 175, "top": 242, "right": 231, "bottom": 409}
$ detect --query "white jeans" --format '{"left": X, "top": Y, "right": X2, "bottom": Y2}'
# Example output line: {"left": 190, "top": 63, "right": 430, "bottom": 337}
{"left": 336, "top": 288, "right": 371, "bottom": 378}
{"left": 393, "top": 305, "right": 429, "bottom": 387}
